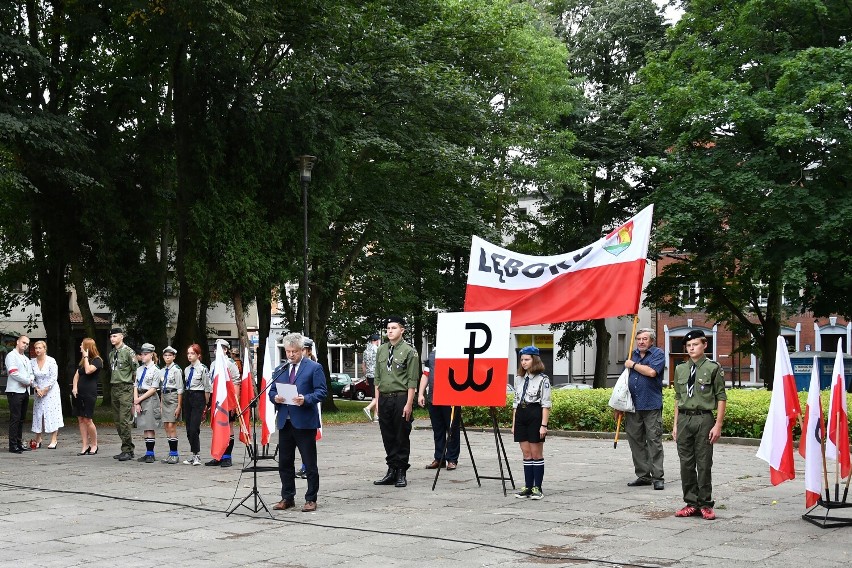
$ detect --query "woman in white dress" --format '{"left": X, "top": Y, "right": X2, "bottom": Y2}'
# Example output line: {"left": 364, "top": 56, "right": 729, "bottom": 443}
{"left": 31, "top": 340, "right": 64, "bottom": 449}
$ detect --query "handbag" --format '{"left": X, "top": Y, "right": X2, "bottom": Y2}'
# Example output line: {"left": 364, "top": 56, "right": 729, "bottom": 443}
{"left": 608, "top": 368, "right": 635, "bottom": 413}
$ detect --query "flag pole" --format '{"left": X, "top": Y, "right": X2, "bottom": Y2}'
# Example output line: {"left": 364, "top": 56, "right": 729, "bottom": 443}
{"left": 820, "top": 413, "right": 831, "bottom": 502}
{"left": 835, "top": 411, "right": 842, "bottom": 501}
{"left": 614, "top": 315, "right": 640, "bottom": 450}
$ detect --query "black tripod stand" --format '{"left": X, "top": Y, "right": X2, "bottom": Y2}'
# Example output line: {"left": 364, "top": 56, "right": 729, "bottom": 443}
{"left": 226, "top": 366, "right": 284, "bottom": 517}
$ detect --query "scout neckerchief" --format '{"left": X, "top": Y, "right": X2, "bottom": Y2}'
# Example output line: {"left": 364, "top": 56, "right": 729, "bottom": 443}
{"left": 520, "top": 374, "right": 531, "bottom": 403}
{"left": 185, "top": 366, "right": 194, "bottom": 390}
{"left": 387, "top": 344, "right": 395, "bottom": 372}
{"left": 137, "top": 366, "right": 148, "bottom": 389}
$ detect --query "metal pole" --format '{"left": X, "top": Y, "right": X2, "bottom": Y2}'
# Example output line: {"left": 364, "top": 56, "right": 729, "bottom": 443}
{"left": 302, "top": 178, "right": 309, "bottom": 335}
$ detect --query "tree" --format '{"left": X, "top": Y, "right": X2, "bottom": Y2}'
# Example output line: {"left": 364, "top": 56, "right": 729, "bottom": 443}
{"left": 630, "top": 0, "right": 852, "bottom": 388}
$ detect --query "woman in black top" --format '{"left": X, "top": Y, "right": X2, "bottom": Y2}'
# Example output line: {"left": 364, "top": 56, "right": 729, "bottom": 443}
{"left": 72, "top": 337, "right": 103, "bottom": 455}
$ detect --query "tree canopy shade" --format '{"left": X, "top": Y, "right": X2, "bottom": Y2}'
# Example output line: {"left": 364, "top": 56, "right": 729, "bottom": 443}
{"left": 630, "top": 0, "right": 852, "bottom": 388}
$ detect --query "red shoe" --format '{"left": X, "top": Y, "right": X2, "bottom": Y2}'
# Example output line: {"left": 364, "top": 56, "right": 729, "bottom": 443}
{"left": 700, "top": 507, "right": 716, "bottom": 520}
{"left": 675, "top": 505, "right": 699, "bottom": 517}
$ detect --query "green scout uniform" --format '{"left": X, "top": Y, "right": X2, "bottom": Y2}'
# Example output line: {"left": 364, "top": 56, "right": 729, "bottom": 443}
{"left": 674, "top": 355, "right": 726, "bottom": 508}
{"left": 109, "top": 344, "right": 138, "bottom": 454}
{"left": 375, "top": 340, "right": 420, "bottom": 472}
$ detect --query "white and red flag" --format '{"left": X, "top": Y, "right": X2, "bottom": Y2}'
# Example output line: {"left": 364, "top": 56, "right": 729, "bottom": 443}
{"left": 826, "top": 339, "right": 850, "bottom": 478}
{"left": 238, "top": 347, "right": 255, "bottom": 444}
{"left": 756, "top": 336, "right": 802, "bottom": 484}
{"left": 800, "top": 357, "right": 825, "bottom": 507}
{"left": 210, "top": 343, "right": 238, "bottom": 460}
{"left": 464, "top": 205, "right": 653, "bottom": 326}
{"left": 258, "top": 336, "right": 277, "bottom": 446}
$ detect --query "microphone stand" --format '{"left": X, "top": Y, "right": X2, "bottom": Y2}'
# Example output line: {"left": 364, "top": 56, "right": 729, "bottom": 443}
{"left": 226, "top": 364, "right": 287, "bottom": 517}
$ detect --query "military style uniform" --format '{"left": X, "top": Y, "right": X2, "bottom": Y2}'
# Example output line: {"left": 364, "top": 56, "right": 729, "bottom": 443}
{"left": 160, "top": 362, "right": 184, "bottom": 422}
{"left": 109, "top": 343, "right": 138, "bottom": 455}
{"left": 183, "top": 361, "right": 211, "bottom": 459}
{"left": 674, "top": 355, "right": 726, "bottom": 508}
{"left": 375, "top": 339, "right": 420, "bottom": 474}
{"left": 135, "top": 362, "right": 163, "bottom": 430}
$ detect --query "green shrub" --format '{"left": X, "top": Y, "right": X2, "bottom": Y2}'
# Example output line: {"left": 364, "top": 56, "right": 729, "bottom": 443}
{"left": 460, "top": 388, "right": 852, "bottom": 439}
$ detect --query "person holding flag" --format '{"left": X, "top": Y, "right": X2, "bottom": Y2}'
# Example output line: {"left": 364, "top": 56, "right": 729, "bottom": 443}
{"left": 206, "top": 339, "right": 241, "bottom": 468}
{"left": 673, "top": 330, "right": 726, "bottom": 520}
{"left": 159, "top": 346, "right": 183, "bottom": 464}
{"left": 182, "top": 343, "right": 211, "bottom": 466}
{"left": 269, "top": 333, "right": 327, "bottom": 513}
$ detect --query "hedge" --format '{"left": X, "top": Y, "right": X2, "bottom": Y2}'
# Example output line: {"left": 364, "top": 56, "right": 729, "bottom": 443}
{"left": 461, "top": 388, "right": 852, "bottom": 439}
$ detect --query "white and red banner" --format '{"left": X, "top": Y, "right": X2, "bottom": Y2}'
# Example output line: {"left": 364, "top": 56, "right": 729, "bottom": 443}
{"left": 238, "top": 347, "right": 255, "bottom": 445}
{"left": 826, "top": 340, "right": 850, "bottom": 479}
{"left": 756, "top": 336, "right": 801, "bottom": 485}
{"left": 800, "top": 357, "right": 825, "bottom": 507}
{"left": 259, "top": 336, "right": 276, "bottom": 446}
{"left": 210, "top": 343, "right": 238, "bottom": 460}
{"left": 464, "top": 205, "right": 653, "bottom": 326}
{"left": 432, "top": 311, "right": 511, "bottom": 407}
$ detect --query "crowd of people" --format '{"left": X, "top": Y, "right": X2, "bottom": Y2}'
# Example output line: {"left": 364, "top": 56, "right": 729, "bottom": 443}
{"left": 4, "top": 322, "right": 727, "bottom": 519}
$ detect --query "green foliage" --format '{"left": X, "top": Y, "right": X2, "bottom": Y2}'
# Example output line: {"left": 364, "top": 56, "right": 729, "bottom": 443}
{"left": 463, "top": 388, "right": 852, "bottom": 440}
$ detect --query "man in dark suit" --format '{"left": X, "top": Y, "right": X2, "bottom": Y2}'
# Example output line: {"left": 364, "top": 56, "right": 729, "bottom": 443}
{"left": 269, "top": 333, "right": 327, "bottom": 512}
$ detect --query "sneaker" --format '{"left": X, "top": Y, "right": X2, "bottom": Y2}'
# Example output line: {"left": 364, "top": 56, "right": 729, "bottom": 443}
{"left": 143, "top": 454, "right": 155, "bottom": 463}
{"left": 675, "top": 505, "right": 700, "bottom": 517}
{"left": 296, "top": 468, "right": 307, "bottom": 479}
{"left": 700, "top": 507, "right": 716, "bottom": 520}
{"left": 530, "top": 487, "right": 543, "bottom": 500}
{"left": 205, "top": 458, "right": 221, "bottom": 466}
{"left": 182, "top": 456, "right": 194, "bottom": 465}
{"left": 220, "top": 457, "right": 232, "bottom": 467}
{"left": 191, "top": 455, "right": 202, "bottom": 466}
{"left": 165, "top": 455, "right": 179, "bottom": 464}
{"left": 515, "top": 486, "right": 532, "bottom": 498}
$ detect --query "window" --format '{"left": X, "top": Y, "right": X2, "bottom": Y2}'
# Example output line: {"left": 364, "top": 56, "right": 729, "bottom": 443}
{"left": 616, "top": 332, "right": 626, "bottom": 363}
{"left": 679, "top": 282, "right": 700, "bottom": 308}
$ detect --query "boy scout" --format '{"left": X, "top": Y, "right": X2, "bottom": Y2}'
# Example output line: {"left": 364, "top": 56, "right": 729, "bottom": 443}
{"left": 673, "top": 330, "right": 726, "bottom": 520}
{"left": 109, "top": 328, "right": 138, "bottom": 461}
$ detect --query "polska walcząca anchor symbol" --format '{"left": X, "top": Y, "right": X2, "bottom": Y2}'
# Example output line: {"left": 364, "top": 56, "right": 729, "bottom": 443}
{"left": 449, "top": 323, "right": 493, "bottom": 392}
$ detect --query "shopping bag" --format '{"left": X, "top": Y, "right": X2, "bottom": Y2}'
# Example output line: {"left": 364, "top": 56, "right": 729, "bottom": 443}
{"left": 608, "top": 368, "right": 634, "bottom": 412}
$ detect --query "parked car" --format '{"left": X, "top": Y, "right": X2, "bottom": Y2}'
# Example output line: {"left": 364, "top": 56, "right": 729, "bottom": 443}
{"left": 555, "top": 383, "right": 592, "bottom": 390}
{"left": 342, "top": 377, "right": 373, "bottom": 400}
{"left": 330, "top": 373, "right": 353, "bottom": 397}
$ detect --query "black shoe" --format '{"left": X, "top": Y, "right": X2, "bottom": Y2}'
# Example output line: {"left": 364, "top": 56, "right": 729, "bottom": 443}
{"left": 653, "top": 480, "right": 665, "bottom": 490}
{"left": 117, "top": 452, "right": 133, "bottom": 461}
{"left": 394, "top": 470, "right": 408, "bottom": 488}
{"left": 627, "top": 478, "right": 653, "bottom": 487}
{"left": 114, "top": 452, "right": 134, "bottom": 459}
{"left": 205, "top": 458, "right": 222, "bottom": 466}
{"left": 8, "top": 447, "right": 23, "bottom": 454}
{"left": 220, "top": 458, "right": 232, "bottom": 467}
{"left": 374, "top": 468, "right": 397, "bottom": 485}
{"left": 143, "top": 454, "right": 156, "bottom": 463}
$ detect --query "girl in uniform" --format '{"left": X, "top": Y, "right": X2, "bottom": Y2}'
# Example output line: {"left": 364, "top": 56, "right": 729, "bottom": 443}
{"left": 134, "top": 343, "right": 162, "bottom": 463}
{"left": 182, "top": 344, "right": 211, "bottom": 465}
{"left": 511, "top": 346, "right": 552, "bottom": 500}
{"left": 160, "top": 346, "right": 184, "bottom": 464}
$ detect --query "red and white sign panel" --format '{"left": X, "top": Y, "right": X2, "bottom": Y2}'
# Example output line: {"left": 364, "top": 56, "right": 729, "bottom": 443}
{"left": 432, "top": 311, "right": 510, "bottom": 407}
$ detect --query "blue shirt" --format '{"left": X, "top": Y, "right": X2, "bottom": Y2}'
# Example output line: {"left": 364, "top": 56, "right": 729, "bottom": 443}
{"left": 627, "top": 346, "right": 666, "bottom": 411}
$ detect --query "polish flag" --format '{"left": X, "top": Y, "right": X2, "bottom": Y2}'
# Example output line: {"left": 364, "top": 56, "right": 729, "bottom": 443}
{"left": 258, "top": 337, "right": 276, "bottom": 446}
{"left": 238, "top": 347, "right": 255, "bottom": 444}
{"left": 826, "top": 340, "right": 850, "bottom": 478}
{"left": 210, "top": 343, "right": 237, "bottom": 460}
{"left": 756, "top": 336, "right": 802, "bottom": 484}
{"left": 800, "top": 358, "right": 825, "bottom": 507}
{"left": 464, "top": 205, "right": 653, "bottom": 326}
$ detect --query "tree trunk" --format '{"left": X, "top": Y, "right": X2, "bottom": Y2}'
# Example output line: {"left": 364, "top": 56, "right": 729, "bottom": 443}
{"left": 256, "top": 294, "right": 272, "bottom": 380}
{"left": 593, "top": 318, "right": 611, "bottom": 389}
{"left": 69, "top": 261, "right": 97, "bottom": 339}
{"left": 233, "top": 290, "right": 249, "bottom": 358}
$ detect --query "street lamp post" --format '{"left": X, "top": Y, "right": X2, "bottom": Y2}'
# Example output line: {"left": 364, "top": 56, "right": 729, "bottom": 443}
{"left": 297, "top": 155, "right": 317, "bottom": 335}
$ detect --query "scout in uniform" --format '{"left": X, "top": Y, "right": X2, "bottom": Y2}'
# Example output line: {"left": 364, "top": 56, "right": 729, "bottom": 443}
{"left": 160, "top": 346, "right": 184, "bottom": 464}
{"left": 512, "top": 346, "right": 552, "bottom": 500}
{"left": 673, "top": 329, "right": 727, "bottom": 520}
{"left": 133, "top": 343, "right": 163, "bottom": 463}
{"left": 109, "top": 328, "right": 138, "bottom": 461}
{"left": 206, "top": 339, "right": 241, "bottom": 467}
{"left": 182, "top": 343, "right": 211, "bottom": 466}
{"left": 373, "top": 315, "right": 420, "bottom": 488}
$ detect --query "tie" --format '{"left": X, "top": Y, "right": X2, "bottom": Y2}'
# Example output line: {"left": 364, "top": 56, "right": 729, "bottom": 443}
{"left": 520, "top": 376, "right": 530, "bottom": 403}
{"left": 289, "top": 364, "right": 296, "bottom": 384}
{"left": 162, "top": 367, "right": 169, "bottom": 392}
{"left": 387, "top": 344, "right": 395, "bottom": 372}
{"left": 186, "top": 367, "right": 194, "bottom": 390}
{"left": 687, "top": 363, "right": 696, "bottom": 398}
{"left": 137, "top": 367, "right": 147, "bottom": 389}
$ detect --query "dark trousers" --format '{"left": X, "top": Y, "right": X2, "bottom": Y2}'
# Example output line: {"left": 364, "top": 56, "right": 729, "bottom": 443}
{"left": 184, "top": 390, "right": 207, "bottom": 454}
{"left": 378, "top": 393, "right": 413, "bottom": 471}
{"left": 111, "top": 383, "right": 135, "bottom": 454}
{"left": 279, "top": 421, "right": 319, "bottom": 503}
{"left": 677, "top": 413, "right": 715, "bottom": 508}
{"left": 428, "top": 403, "right": 461, "bottom": 462}
{"left": 7, "top": 391, "right": 29, "bottom": 448}
{"left": 625, "top": 408, "right": 664, "bottom": 481}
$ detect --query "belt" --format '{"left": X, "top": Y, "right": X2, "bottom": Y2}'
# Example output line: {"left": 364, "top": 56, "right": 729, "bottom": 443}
{"left": 680, "top": 409, "right": 711, "bottom": 416}
{"left": 381, "top": 391, "right": 407, "bottom": 397}
{"left": 519, "top": 402, "right": 541, "bottom": 409}
{"left": 162, "top": 389, "right": 178, "bottom": 394}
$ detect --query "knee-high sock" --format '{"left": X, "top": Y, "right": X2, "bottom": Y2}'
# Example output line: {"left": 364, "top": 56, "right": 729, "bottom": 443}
{"left": 168, "top": 437, "right": 178, "bottom": 456}
{"left": 524, "top": 459, "right": 534, "bottom": 488}
{"left": 145, "top": 438, "right": 155, "bottom": 456}
{"left": 532, "top": 459, "right": 544, "bottom": 488}
{"left": 223, "top": 435, "right": 234, "bottom": 459}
